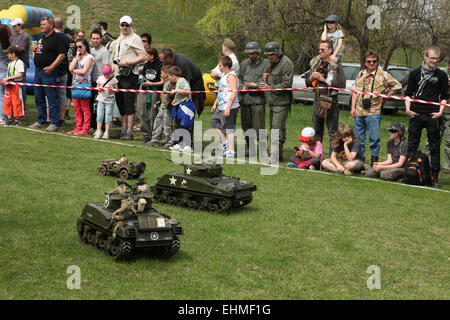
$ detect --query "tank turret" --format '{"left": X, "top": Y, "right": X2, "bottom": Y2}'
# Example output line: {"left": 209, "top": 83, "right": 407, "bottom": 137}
{"left": 151, "top": 159, "right": 257, "bottom": 213}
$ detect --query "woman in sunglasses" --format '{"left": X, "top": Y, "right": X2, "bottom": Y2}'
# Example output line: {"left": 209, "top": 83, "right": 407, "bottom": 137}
{"left": 350, "top": 50, "right": 402, "bottom": 166}
{"left": 68, "top": 38, "right": 94, "bottom": 135}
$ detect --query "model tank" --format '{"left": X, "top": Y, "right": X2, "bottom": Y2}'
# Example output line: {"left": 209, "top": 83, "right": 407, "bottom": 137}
{"left": 150, "top": 159, "right": 257, "bottom": 213}
{"left": 77, "top": 179, "right": 183, "bottom": 260}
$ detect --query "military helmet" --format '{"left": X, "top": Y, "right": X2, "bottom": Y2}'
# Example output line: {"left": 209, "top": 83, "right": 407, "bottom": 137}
{"left": 263, "top": 42, "right": 281, "bottom": 55}
{"left": 244, "top": 42, "right": 261, "bottom": 54}
{"left": 117, "top": 179, "right": 124, "bottom": 185}
{"left": 138, "top": 176, "right": 145, "bottom": 184}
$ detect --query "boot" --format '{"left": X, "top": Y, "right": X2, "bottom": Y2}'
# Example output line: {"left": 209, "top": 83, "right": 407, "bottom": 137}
{"left": 431, "top": 170, "right": 441, "bottom": 188}
{"left": 371, "top": 156, "right": 379, "bottom": 167}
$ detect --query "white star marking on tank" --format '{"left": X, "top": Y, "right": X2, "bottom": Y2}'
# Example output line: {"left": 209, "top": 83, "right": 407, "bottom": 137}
{"left": 169, "top": 176, "right": 177, "bottom": 185}
{"left": 181, "top": 179, "right": 187, "bottom": 185}
{"left": 185, "top": 168, "right": 192, "bottom": 175}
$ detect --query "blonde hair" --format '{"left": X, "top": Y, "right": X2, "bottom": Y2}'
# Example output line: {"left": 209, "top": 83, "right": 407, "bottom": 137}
{"left": 327, "top": 23, "right": 345, "bottom": 37}
{"left": 332, "top": 124, "right": 357, "bottom": 148}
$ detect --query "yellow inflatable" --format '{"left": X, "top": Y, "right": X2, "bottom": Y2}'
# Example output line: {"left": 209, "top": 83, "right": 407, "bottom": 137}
{"left": 0, "top": 4, "right": 53, "bottom": 40}
{"left": 202, "top": 73, "right": 217, "bottom": 106}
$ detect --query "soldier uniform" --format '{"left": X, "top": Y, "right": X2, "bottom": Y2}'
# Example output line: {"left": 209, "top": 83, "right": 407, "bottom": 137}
{"left": 263, "top": 42, "right": 294, "bottom": 162}
{"left": 239, "top": 42, "right": 270, "bottom": 146}
{"left": 108, "top": 196, "right": 137, "bottom": 231}
{"left": 108, "top": 180, "right": 127, "bottom": 196}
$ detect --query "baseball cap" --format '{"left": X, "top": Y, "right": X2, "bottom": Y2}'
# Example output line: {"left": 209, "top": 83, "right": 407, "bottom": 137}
{"left": 387, "top": 121, "right": 405, "bottom": 133}
{"left": 120, "top": 16, "right": 132, "bottom": 25}
{"left": 299, "top": 127, "right": 315, "bottom": 141}
{"left": 11, "top": 18, "right": 24, "bottom": 26}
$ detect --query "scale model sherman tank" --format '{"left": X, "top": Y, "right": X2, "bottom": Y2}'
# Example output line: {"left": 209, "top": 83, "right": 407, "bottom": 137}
{"left": 77, "top": 180, "right": 183, "bottom": 260}
{"left": 150, "top": 159, "right": 257, "bottom": 213}
{"left": 97, "top": 154, "right": 146, "bottom": 180}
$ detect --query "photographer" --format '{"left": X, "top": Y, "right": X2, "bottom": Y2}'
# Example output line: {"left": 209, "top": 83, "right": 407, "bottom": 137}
{"left": 350, "top": 50, "right": 401, "bottom": 166}
{"left": 112, "top": 16, "right": 146, "bottom": 140}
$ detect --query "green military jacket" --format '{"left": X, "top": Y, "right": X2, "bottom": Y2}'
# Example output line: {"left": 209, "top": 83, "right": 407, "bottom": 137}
{"left": 266, "top": 54, "right": 294, "bottom": 106}
{"left": 238, "top": 57, "right": 270, "bottom": 106}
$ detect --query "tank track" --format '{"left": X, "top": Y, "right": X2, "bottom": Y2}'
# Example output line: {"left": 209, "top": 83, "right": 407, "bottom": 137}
{"left": 76, "top": 219, "right": 133, "bottom": 260}
{"left": 151, "top": 185, "right": 242, "bottom": 214}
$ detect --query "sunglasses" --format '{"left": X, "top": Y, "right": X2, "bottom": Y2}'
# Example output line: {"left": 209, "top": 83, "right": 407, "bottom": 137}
{"left": 366, "top": 59, "right": 377, "bottom": 63}
{"left": 142, "top": 40, "right": 148, "bottom": 43}
{"left": 77, "top": 45, "right": 84, "bottom": 49}
{"left": 319, "top": 48, "right": 327, "bottom": 52}
{"left": 120, "top": 23, "right": 130, "bottom": 27}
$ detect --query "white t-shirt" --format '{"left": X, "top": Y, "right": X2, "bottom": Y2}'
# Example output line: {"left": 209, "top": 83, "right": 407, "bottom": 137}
{"left": 327, "top": 29, "right": 344, "bottom": 57}
{"left": 73, "top": 54, "right": 94, "bottom": 84}
{"left": 96, "top": 75, "right": 118, "bottom": 104}
{"left": 212, "top": 53, "right": 240, "bottom": 78}
{"left": 7, "top": 59, "right": 25, "bottom": 81}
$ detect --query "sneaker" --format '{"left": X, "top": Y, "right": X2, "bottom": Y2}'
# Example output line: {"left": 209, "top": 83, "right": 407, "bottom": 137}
{"left": 182, "top": 145, "right": 192, "bottom": 153}
{"left": 102, "top": 131, "right": 110, "bottom": 139}
{"left": 218, "top": 141, "right": 229, "bottom": 154}
{"left": 146, "top": 140, "right": 160, "bottom": 147}
{"left": 74, "top": 130, "right": 89, "bottom": 135}
{"left": 309, "top": 165, "right": 316, "bottom": 170}
{"left": 68, "top": 128, "right": 80, "bottom": 134}
{"left": 58, "top": 120, "right": 65, "bottom": 127}
{"left": 29, "top": 121, "right": 45, "bottom": 129}
{"left": 93, "top": 130, "right": 103, "bottom": 139}
{"left": 5, "top": 118, "right": 14, "bottom": 126}
{"left": 344, "top": 169, "right": 353, "bottom": 176}
{"left": 164, "top": 141, "right": 174, "bottom": 148}
{"left": 221, "top": 150, "right": 236, "bottom": 158}
{"left": 287, "top": 162, "right": 297, "bottom": 168}
{"left": 170, "top": 144, "right": 182, "bottom": 151}
{"left": 14, "top": 119, "right": 21, "bottom": 127}
{"left": 120, "top": 133, "right": 134, "bottom": 141}
{"left": 45, "top": 124, "right": 59, "bottom": 132}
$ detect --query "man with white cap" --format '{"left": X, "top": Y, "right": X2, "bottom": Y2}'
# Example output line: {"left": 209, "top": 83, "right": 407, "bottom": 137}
{"left": 112, "top": 15, "right": 146, "bottom": 140}
{"left": 10, "top": 17, "right": 30, "bottom": 105}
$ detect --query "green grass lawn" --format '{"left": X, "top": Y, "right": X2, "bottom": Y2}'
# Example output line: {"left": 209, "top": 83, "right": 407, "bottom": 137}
{"left": 0, "top": 99, "right": 449, "bottom": 299}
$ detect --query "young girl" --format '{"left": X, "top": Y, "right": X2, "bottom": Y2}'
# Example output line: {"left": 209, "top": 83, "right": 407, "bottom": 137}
{"left": 365, "top": 122, "right": 408, "bottom": 181}
{"left": 94, "top": 64, "right": 118, "bottom": 139}
{"left": 68, "top": 38, "right": 94, "bottom": 135}
{"left": 2, "top": 46, "right": 25, "bottom": 126}
{"left": 320, "top": 15, "right": 344, "bottom": 62}
{"left": 287, "top": 127, "right": 323, "bottom": 170}
{"left": 322, "top": 124, "right": 364, "bottom": 175}
{"left": 167, "top": 66, "right": 196, "bottom": 153}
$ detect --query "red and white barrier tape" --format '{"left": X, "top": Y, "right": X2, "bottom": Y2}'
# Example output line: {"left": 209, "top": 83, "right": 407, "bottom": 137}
{"left": 1, "top": 80, "right": 448, "bottom": 108}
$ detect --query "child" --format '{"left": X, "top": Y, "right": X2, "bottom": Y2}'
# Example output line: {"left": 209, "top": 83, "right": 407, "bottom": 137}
{"left": 287, "top": 127, "right": 323, "bottom": 170}
{"left": 210, "top": 55, "right": 240, "bottom": 158}
{"left": 2, "top": 46, "right": 25, "bottom": 126}
{"left": 167, "top": 66, "right": 196, "bottom": 153}
{"left": 94, "top": 64, "right": 118, "bottom": 139}
{"left": 140, "top": 46, "right": 163, "bottom": 143}
{"left": 320, "top": 15, "right": 344, "bottom": 62}
{"left": 322, "top": 124, "right": 364, "bottom": 175}
{"left": 147, "top": 65, "right": 174, "bottom": 147}
{"left": 365, "top": 122, "right": 408, "bottom": 181}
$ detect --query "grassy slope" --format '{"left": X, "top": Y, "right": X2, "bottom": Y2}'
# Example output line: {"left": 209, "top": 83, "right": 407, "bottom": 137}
{"left": 1, "top": 0, "right": 449, "bottom": 300}
{"left": 1, "top": 105, "right": 449, "bottom": 299}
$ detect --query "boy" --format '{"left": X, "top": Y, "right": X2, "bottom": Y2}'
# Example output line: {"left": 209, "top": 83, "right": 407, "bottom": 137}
{"left": 211, "top": 55, "right": 240, "bottom": 157}
{"left": 2, "top": 46, "right": 25, "bottom": 126}
{"left": 167, "top": 66, "right": 196, "bottom": 153}
{"left": 147, "top": 65, "right": 174, "bottom": 147}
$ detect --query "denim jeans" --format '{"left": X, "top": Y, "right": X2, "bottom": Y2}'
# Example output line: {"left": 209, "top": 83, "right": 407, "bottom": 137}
{"left": 34, "top": 68, "right": 59, "bottom": 125}
{"left": 0, "top": 70, "right": 6, "bottom": 120}
{"left": 96, "top": 101, "right": 114, "bottom": 124}
{"left": 354, "top": 114, "right": 381, "bottom": 159}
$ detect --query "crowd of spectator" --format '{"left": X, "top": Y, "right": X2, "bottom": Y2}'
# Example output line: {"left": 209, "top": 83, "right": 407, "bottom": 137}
{"left": 0, "top": 13, "right": 448, "bottom": 187}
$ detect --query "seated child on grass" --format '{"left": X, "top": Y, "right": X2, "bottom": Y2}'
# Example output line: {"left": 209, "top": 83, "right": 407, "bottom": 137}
{"left": 287, "top": 127, "right": 322, "bottom": 169}
{"left": 322, "top": 123, "right": 364, "bottom": 175}
{"left": 365, "top": 121, "right": 408, "bottom": 181}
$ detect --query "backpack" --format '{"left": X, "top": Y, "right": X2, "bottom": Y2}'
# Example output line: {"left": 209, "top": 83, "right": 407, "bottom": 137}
{"left": 405, "top": 150, "right": 432, "bottom": 186}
